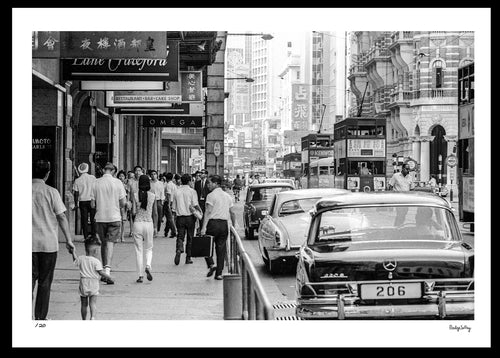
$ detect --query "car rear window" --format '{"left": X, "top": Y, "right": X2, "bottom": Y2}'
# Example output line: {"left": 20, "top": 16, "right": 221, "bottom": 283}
{"left": 312, "top": 206, "right": 459, "bottom": 244}
{"left": 250, "top": 187, "right": 292, "bottom": 202}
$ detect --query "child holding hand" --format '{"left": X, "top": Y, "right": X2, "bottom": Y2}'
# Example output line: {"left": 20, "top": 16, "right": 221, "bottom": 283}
{"left": 69, "top": 237, "right": 114, "bottom": 320}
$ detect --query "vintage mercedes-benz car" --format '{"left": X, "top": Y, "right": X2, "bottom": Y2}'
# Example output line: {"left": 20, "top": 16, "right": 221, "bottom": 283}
{"left": 258, "top": 188, "right": 349, "bottom": 273}
{"left": 296, "top": 191, "right": 474, "bottom": 320}
{"left": 243, "top": 182, "right": 295, "bottom": 240}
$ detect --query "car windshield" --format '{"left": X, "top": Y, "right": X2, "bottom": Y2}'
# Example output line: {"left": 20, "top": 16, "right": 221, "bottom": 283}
{"left": 312, "top": 206, "right": 458, "bottom": 244}
{"left": 250, "top": 187, "right": 292, "bottom": 202}
{"left": 279, "top": 198, "right": 320, "bottom": 217}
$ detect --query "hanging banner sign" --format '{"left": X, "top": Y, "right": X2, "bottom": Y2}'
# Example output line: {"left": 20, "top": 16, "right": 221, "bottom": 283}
{"left": 59, "top": 32, "right": 168, "bottom": 59}
{"left": 142, "top": 117, "right": 202, "bottom": 127}
{"left": 309, "top": 149, "right": 334, "bottom": 158}
{"left": 62, "top": 40, "right": 179, "bottom": 81}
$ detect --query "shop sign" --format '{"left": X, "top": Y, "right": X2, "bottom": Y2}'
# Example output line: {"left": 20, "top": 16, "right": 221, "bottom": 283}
{"left": 142, "top": 117, "right": 202, "bottom": 127}
{"left": 309, "top": 149, "right": 334, "bottom": 158}
{"left": 105, "top": 71, "right": 202, "bottom": 107}
{"left": 62, "top": 40, "right": 179, "bottom": 81}
{"left": 347, "top": 139, "right": 385, "bottom": 157}
{"left": 32, "top": 31, "right": 61, "bottom": 58}
{"left": 60, "top": 32, "right": 168, "bottom": 59}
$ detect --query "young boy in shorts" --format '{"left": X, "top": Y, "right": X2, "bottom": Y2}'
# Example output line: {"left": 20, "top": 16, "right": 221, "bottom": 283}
{"left": 69, "top": 237, "right": 114, "bottom": 320}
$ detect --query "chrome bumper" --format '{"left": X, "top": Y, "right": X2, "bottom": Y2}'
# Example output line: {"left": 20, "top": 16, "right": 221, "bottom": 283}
{"left": 296, "top": 279, "right": 474, "bottom": 320}
{"left": 266, "top": 247, "right": 300, "bottom": 261}
{"left": 296, "top": 300, "right": 474, "bottom": 320}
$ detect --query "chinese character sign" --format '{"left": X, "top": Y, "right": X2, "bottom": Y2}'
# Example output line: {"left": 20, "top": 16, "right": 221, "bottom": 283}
{"left": 347, "top": 139, "right": 386, "bottom": 157}
{"left": 32, "top": 31, "right": 61, "bottom": 58}
{"left": 292, "top": 84, "right": 310, "bottom": 130}
{"left": 180, "top": 71, "right": 202, "bottom": 102}
{"left": 59, "top": 32, "right": 168, "bottom": 59}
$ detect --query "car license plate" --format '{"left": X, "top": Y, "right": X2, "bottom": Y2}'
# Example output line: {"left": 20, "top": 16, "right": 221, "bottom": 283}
{"left": 359, "top": 283, "right": 422, "bottom": 300}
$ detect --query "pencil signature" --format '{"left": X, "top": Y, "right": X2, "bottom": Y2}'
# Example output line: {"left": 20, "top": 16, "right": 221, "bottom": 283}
{"left": 449, "top": 324, "right": 471, "bottom": 333}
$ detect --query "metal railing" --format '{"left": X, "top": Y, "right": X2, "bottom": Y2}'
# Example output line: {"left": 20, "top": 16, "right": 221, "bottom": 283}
{"left": 226, "top": 225, "right": 275, "bottom": 320}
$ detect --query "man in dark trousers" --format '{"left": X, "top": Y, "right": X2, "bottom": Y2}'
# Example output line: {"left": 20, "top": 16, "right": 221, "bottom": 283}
{"left": 194, "top": 169, "right": 210, "bottom": 213}
{"left": 33, "top": 159, "right": 75, "bottom": 320}
{"left": 200, "top": 175, "right": 236, "bottom": 280}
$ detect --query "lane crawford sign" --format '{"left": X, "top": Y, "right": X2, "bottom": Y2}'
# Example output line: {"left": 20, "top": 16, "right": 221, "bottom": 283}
{"left": 62, "top": 40, "right": 179, "bottom": 81}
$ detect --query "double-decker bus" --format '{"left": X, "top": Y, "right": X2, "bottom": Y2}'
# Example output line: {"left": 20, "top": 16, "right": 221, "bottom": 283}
{"left": 333, "top": 116, "right": 387, "bottom": 192}
{"left": 457, "top": 62, "right": 474, "bottom": 223}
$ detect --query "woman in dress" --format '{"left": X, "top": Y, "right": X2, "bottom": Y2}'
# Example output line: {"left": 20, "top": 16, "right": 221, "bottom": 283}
{"left": 131, "top": 175, "right": 158, "bottom": 283}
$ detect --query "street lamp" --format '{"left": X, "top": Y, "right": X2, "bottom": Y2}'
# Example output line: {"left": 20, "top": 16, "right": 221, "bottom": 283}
{"left": 226, "top": 33, "right": 274, "bottom": 41}
{"left": 225, "top": 77, "right": 254, "bottom": 83}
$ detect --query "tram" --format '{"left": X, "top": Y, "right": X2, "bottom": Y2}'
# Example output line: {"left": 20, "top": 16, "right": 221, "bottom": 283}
{"left": 457, "top": 62, "right": 474, "bottom": 223}
{"left": 307, "top": 157, "right": 335, "bottom": 188}
{"left": 333, "top": 116, "right": 387, "bottom": 192}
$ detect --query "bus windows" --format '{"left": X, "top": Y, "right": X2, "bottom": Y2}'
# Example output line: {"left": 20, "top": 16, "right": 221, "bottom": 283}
{"left": 376, "top": 126, "right": 385, "bottom": 136}
{"left": 347, "top": 126, "right": 357, "bottom": 136}
{"left": 329, "top": 167, "right": 335, "bottom": 176}
{"left": 310, "top": 166, "right": 318, "bottom": 176}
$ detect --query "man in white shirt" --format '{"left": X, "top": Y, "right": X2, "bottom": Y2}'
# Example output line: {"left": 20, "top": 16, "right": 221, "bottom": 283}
{"left": 201, "top": 175, "right": 236, "bottom": 280}
{"left": 388, "top": 166, "right": 414, "bottom": 192}
{"left": 388, "top": 166, "right": 414, "bottom": 226}
{"left": 149, "top": 170, "right": 165, "bottom": 236}
{"left": 32, "top": 159, "right": 75, "bottom": 320}
{"left": 73, "top": 162, "right": 97, "bottom": 240}
{"left": 172, "top": 174, "right": 202, "bottom": 265}
{"left": 91, "top": 162, "right": 127, "bottom": 283}
{"left": 163, "top": 172, "right": 178, "bottom": 238}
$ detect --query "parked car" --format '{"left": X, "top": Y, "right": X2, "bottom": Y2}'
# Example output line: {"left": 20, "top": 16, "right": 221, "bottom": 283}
{"left": 261, "top": 178, "right": 297, "bottom": 188}
{"left": 243, "top": 182, "right": 295, "bottom": 240}
{"left": 296, "top": 191, "right": 474, "bottom": 320}
{"left": 258, "top": 188, "right": 349, "bottom": 273}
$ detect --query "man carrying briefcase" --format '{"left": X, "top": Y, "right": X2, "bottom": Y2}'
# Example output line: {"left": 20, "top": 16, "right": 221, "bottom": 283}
{"left": 200, "top": 175, "right": 236, "bottom": 280}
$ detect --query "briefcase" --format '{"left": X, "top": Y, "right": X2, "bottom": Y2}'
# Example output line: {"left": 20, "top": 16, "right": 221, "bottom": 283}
{"left": 191, "top": 235, "right": 214, "bottom": 257}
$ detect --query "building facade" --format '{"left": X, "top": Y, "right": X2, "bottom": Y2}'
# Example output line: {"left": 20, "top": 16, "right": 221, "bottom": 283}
{"left": 347, "top": 31, "right": 474, "bottom": 189}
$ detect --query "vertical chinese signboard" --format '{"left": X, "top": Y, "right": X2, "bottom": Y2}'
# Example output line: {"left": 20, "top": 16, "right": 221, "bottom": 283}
{"left": 180, "top": 71, "right": 203, "bottom": 102}
{"left": 292, "top": 84, "right": 310, "bottom": 131}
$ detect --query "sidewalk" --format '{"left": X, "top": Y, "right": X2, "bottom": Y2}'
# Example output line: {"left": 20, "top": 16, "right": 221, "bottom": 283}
{"left": 47, "top": 232, "right": 225, "bottom": 320}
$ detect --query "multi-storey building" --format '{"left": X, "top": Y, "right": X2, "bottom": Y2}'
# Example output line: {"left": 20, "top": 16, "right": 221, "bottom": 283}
{"left": 348, "top": 31, "right": 474, "bottom": 190}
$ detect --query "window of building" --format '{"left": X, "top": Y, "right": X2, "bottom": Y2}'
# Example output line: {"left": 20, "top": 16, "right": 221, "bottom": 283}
{"left": 433, "top": 60, "right": 444, "bottom": 88}
{"left": 297, "top": 71, "right": 300, "bottom": 80}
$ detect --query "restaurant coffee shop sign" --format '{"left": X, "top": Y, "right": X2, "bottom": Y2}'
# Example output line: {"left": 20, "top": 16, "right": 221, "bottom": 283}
{"left": 105, "top": 71, "right": 202, "bottom": 107}
{"left": 62, "top": 39, "right": 179, "bottom": 81}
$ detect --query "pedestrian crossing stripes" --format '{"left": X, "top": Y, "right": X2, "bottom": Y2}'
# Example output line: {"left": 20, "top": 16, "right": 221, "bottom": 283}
{"left": 275, "top": 316, "right": 303, "bottom": 320}
{"left": 273, "top": 302, "right": 297, "bottom": 309}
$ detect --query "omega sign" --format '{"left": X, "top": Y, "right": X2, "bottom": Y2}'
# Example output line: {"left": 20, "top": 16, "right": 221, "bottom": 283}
{"left": 143, "top": 117, "right": 202, "bottom": 128}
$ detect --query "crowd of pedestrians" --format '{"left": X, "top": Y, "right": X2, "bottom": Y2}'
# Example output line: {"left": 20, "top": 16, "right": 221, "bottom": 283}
{"left": 32, "top": 160, "right": 237, "bottom": 320}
